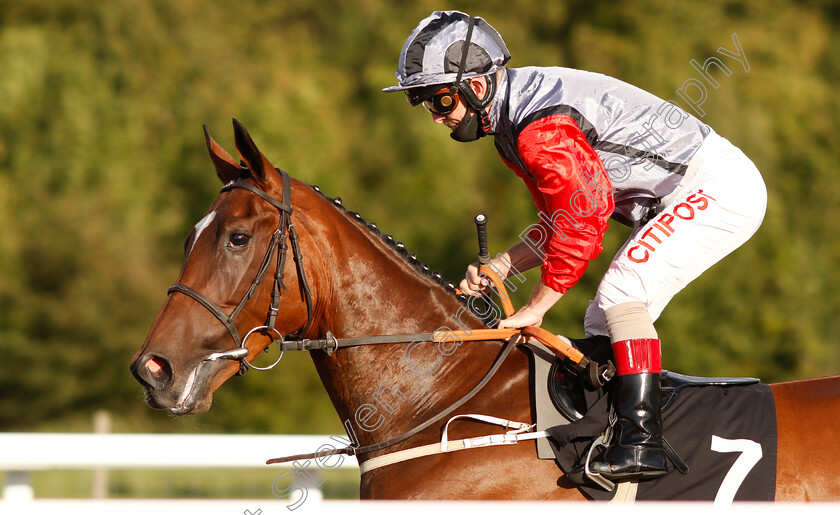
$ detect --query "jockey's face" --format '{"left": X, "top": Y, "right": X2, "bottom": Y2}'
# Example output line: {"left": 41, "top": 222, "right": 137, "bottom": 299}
{"left": 426, "top": 77, "right": 489, "bottom": 131}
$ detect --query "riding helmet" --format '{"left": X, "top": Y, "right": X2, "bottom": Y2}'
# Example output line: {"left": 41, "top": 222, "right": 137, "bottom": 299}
{"left": 382, "top": 10, "right": 511, "bottom": 106}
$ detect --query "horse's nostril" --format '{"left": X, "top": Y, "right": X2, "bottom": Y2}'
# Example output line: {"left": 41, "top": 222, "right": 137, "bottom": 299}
{"left": 146, "top": 358, "right": 166, "bottom": 380}
{"left": 142, "top": 355, "right": 173, "bottom": 387}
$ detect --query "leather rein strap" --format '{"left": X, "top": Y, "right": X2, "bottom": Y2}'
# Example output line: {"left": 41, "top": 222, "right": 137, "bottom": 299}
{"left": 167, "top": 168, "right": 314, "bottom": 373}
{"left": 268, "top": 327, "right": 613, "bottom": 466}
{"left": 283, "top": 326, "right": 588, "bottom": 368}
{"left": 281, "top": 328, "right": 520, "bottom": 355}
{"left": 267, "top": 334, "right": 522, "bottom": 465}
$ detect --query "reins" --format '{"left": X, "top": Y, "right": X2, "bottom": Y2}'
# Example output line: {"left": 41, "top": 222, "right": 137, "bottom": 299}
{"left": 280, "top": 325, "right": 601, "bottom": 380}
{"left": 268, "top": 325, "right": 612, "bottom": 467}
{"left": 268, "top": 334, "right": 522, "bottom": 465}
{"left": 280, "top": 328, "right": 517, "bottom": 354}
{"left": 268, "top": 323, "right": 614, "bottom": 467}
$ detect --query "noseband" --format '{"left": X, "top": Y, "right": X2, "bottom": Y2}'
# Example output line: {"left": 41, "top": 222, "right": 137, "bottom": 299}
{"left": 167, "top": 167, "right": 314, "bottom": 374}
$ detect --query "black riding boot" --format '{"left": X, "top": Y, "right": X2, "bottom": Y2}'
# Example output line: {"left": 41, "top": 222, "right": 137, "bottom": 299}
{"left": 585, "top": 339, "right": 668, "bottom": 482}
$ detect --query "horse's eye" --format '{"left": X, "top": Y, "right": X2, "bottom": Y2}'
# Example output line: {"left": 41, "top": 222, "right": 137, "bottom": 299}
{"left": 228, "top": 233, "right": 250, "bottom": 248}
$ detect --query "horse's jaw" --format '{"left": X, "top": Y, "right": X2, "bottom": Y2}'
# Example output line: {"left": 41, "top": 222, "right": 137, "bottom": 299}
{"left": 167, "top": 360, "right": 215, "bottom": 415}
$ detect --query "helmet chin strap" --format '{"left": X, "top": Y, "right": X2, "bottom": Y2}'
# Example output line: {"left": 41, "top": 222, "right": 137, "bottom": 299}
{"left": 450, "top": 74, "right": 496, "bottom": 142}
{"left": 448, "top": 17, "right": 497, "bottom": 143}
{"left": 450, "top": 107, "right": 481, "bottom": 142}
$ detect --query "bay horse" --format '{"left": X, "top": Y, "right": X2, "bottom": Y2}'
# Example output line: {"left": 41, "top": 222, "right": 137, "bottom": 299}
{"left": 130, "top": 120, "right": 840, "bottom": 501}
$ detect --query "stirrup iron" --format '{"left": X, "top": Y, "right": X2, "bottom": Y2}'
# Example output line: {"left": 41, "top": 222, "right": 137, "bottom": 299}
{"left": 583, "top": 433, "right": 616, "bottom": 491}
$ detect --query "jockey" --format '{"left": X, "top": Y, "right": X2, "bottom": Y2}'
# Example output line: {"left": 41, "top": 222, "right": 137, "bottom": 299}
{"left": 383, "top": 11, "right": 766, "bottom": 483}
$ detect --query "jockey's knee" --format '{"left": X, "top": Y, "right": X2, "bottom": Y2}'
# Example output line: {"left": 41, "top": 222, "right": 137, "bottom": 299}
{"left": 604, "top": 301, "right": 657, "bottom": 341}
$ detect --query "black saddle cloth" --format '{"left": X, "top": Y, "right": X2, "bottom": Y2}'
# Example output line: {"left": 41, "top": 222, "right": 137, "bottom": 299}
{"left": 546, "top": 336, "right": 777, "bottom": 502}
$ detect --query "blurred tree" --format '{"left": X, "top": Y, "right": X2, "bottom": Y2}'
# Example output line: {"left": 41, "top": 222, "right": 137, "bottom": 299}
{"left": 0, "top": 0, "right": 838, "bottom": 433}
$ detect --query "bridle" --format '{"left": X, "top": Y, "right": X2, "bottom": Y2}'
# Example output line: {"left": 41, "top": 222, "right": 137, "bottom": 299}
{"left": 167, "top": 167, "right": 314, "bottom": 374}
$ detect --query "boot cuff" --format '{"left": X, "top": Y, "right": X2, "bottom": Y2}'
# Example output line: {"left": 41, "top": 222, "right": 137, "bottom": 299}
{"left": 612, "top": 338, "right": 662, "bottom": 375}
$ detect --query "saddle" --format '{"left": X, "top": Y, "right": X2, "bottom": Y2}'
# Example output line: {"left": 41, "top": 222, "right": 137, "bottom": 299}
{"left": 536, "top": 335, "right": 759, "bottom": 423}
{"left": 525, "top": 335, "right": 777, "bottom": 502}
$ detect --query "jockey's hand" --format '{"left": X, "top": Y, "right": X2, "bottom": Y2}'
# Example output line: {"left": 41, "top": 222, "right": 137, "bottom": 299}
{"left": 497, "top": 306, "right": 544, "bottom": 329}
{"left": 460, "top": 257, "right": 514, "bottom": 296}
{"left": 459, "top": 262, "right": 488, "bottom": 296}
{"left": 497, "top": 279, "right": 563, "bottom": 330}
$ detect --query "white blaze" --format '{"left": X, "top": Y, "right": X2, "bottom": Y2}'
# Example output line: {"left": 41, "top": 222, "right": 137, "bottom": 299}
{"left": 189, "top": 211, "right": 216, "bottom": 256}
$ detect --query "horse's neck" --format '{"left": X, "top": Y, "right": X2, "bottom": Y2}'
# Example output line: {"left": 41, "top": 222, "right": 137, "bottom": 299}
{"left": 302, "top": 202, "right": 503, "bottom": 446}
{"left": 299, "top": 195, "right": 478, "bottom": 336}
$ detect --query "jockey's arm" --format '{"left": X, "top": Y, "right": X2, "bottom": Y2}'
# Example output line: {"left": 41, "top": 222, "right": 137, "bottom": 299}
{"left": 459, "top": 242, "right": 563, "bottom": 329}
{"left": 497, "top": 278, "right": 562, "bottom": 329}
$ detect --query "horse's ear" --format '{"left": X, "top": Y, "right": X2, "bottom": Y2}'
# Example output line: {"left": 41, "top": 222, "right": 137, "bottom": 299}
{"left": 204, "top": 125, "right": 241, "bottom": 184}
{"left": 232, "top": 119, "right": 276, "bottom": 184}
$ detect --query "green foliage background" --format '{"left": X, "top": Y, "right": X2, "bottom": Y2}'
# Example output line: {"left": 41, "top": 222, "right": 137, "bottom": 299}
{"left": 1, "top": 0, "right": 838, "bottom": 435}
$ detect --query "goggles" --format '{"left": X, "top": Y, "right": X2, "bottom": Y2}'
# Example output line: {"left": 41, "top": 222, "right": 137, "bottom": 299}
{"left": 422, "top": 88, "right": 460, "bottom": 115}
{"left": 404, "top": 84, "right": 461, "bottom": 114}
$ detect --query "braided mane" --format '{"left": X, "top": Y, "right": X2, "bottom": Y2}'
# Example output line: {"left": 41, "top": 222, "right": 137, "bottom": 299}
{"left": 309, "top": 184, "right": 471, "bottom": 304}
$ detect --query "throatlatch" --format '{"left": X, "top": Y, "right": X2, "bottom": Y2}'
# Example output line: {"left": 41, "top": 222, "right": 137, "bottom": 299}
{"left": 449, "top": 17, "right": 498, "bottom": 142}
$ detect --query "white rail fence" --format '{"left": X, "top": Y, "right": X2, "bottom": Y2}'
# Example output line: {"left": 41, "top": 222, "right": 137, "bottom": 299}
{"left": 0, "top": 432, "right": 357, "bottom": 504}
{"left": 3, "top": 432, "right": 840, "bottom": 515}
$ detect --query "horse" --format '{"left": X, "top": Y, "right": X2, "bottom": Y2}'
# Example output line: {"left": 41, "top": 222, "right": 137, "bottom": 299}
{"left": 130, "top": 120, "right": 840, "bottom": 501}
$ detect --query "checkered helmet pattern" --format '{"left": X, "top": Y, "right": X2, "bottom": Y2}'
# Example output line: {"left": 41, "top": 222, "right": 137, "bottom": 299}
{"left": 382, "top": 11, "right": 510, "bottom": 95}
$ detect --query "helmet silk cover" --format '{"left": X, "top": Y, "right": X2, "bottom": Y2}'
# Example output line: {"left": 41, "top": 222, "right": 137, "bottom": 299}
{"left": 383, "top": 11, "right": 511, "bottom": 94}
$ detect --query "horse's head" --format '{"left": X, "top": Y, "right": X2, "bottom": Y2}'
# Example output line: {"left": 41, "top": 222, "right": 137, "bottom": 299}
{"left": 130, "top": 120, "right": 315, "bottom": 415}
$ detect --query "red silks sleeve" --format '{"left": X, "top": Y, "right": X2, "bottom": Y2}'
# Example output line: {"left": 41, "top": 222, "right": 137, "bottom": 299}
{"left": 499, "top": 115, "right": 614, "bottom": 293}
